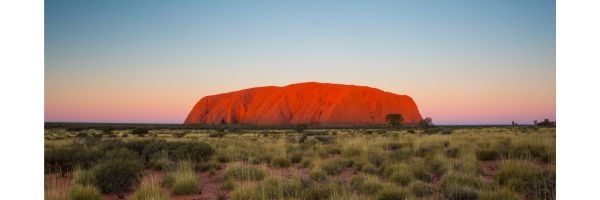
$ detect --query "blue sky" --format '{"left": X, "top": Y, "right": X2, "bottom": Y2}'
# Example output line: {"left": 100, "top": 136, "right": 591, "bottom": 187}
{"left": 45, "top": 0, "right": 555, "bottom": 124}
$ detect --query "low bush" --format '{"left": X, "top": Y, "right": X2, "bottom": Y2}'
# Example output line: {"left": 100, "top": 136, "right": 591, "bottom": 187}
{"left": 271, "top": 157, "right": 291, "bottom": 168}
{"left": 45, "top": 147, "right": 102, "bottom": 173}
{"left": 223, "top": 166, "right": 267, "bottom": 181}
{"left": 169, "top": 142, "right": 215, "bottom": 163}
{"left": 196, "top": 159, "right": 221, "bottom": 172}
{"left": 289, "top": 153, "right": 303, "bottom": 164}
{"left": 68, "top": 184, "right": 101, "bottom": 200}
{"left": 131, "top": 127, "right": 149, "bottom": 135}
{"left": 93, "top": 159, "right": 144, "bottom": 196}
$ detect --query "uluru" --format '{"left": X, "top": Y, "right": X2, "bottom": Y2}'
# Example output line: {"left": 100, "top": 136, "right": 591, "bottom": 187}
{"left": 184, "top": 82, "right": 423, "bottom": 126}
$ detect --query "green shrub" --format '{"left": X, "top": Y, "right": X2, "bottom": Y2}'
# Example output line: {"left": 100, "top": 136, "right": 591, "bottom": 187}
{"left": 271, "top": 157, "right": 291, "bottom": 168}
{"left": 151, "top": 151, "right": 175, "bottom": 171}
{"left": 298, "top": 133, "right": 308, "bottom": 143}
{"left": 93, "top": 159, "right": 144, "bottom": 196}
{"left": 131, "top": 127, "right": 149, "bottom": 135}
{"left": 169, "top": 142, "right": 215, "bottom": 163}
{"left": 294, "top": 124, "right": 308, "bottom": 133}
{"left": 102, "top": 148, "right": 141, "bottom": 162}
{"left": 45, "top": 147, "right": 102, "bottom": 173}
{"left": 130, "top": 181, "right": 169, "bottom": 200}
{"left": 196, "top": 160, "right": 221, "bottom": 172}
{"left": 68, "top": 184, "right": 101, "bottom": 200}
{"left": 290, "top": 153, "right": 303, "bottom": 163}
{"left": 223, "top": 166, "right": 267, "bottom": 181}
{"left": 209, "top": 132, "right": 226, "bottom": 137}
{"left": 376, "top": 187, "right": 412, "bottom": 200}
{"left": 351, "top": 174, "right": 384, "bottom": 195}
{"left": 171, "top": 132, "right": 187, "bottom": 138}
{"left": 409, "top": 181, "right": 434, "bottom": 197}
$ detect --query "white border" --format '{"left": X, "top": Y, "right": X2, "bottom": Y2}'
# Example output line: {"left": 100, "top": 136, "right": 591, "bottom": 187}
{"left": 556, "top": 0, "right": 600, "bottom": 199}
{"left": 0, "top": 0, "right": 44, "bottom": 199}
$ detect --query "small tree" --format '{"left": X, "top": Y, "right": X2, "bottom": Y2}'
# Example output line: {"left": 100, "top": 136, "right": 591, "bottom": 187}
{"left": 385, "top": 114, "right": 403, "bottom": 128}
{"left": 418, "top": 117, "right": 434, "bottom": 128}
{"left": 294, "top": 124, "right": 308, "bottom": 133}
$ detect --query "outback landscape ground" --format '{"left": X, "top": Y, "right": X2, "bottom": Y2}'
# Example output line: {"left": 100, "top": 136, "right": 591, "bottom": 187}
{"left": 44, "top": 124, "right": 555, "bottom": 200}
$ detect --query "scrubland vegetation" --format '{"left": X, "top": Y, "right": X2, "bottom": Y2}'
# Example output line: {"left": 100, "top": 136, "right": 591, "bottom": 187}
{"left": 45, "top": 126, "right": 555, "bottom": 200}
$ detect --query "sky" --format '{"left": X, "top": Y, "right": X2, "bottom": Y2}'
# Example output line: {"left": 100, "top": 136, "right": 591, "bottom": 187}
{"left": 45, "top": 0, "right": 555, "bottom": 125}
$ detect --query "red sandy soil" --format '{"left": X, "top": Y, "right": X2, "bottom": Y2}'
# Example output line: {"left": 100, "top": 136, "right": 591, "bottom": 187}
{"left": 184, "top": 82, "right": 423, "bottom": 126}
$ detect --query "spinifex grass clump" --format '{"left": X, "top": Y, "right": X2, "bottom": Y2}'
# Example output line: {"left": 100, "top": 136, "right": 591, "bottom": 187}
{"left": 441, "top": 172, "right": 483, "bottom": 200}
{"left": 162, "top": 161, "right": 199, "bottom": 195}
{"left": 409, "top": 181, "right": 435, "bottom": 197}
{"left": 495, "top": 160, "right": 555, "bottom": 200}
{"left": 320, "top": 159, "right": 350, "bottom": 175}
{"left": 384, "top": 163, "right": 415, "bottom": 186}
{"left": 68, "top": 184, "right": 101, "bottom": 200}
{"left": 223, "top": 165, "right": 267, "bottom": 181}
{"left": 131, "top": 178, "right": 169, "bottom": 200}
{"left": 350, "top": 174, "right": 385, "bottom": 195}
{"left": 271, "top": 156, "right": 291, "bottom": 168}
{"left": 375, "top": 186, "right": 413, "bottom": 200}
{"left": 72, "top": 167, "right": 96, "bottom": 186}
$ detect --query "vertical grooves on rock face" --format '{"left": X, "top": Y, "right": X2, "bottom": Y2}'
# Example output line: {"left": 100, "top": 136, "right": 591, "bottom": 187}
{"left": 184, "top": 82, "right": 422, "bottom": 126}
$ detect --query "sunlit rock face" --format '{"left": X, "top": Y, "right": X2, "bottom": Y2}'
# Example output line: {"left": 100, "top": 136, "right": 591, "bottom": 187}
{"left": 184, "top": 82, "right": 422, "bottom": 126}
